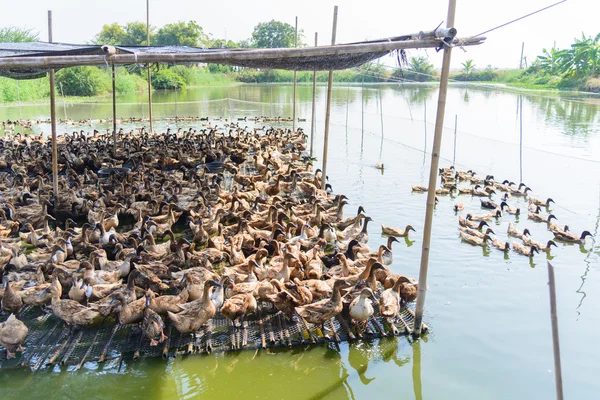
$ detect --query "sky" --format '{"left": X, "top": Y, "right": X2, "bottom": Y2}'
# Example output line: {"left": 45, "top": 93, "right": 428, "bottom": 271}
{"left": 0, "top": 0, "right": 596, "bottom": 69}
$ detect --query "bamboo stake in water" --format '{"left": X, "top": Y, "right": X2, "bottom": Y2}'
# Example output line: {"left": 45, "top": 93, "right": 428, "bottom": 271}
{"left": 48, "top": 10, "right": 59, "bottom": 197}
{"left": 453, "top": 114, "right": 458, "bottom": 166}
{"left": 310, "top": 32, "right": 318, "bottom": 157}
{"left": 547, "top": 262, "right": 564, "bottom": 400}
{"left": 321, "top": 5, "right": 338, "bottom": 190}
{"left": 413, "top": 0, "right": 457, "bottom": 336}
{"left": 111, "top": 64, "right": 117, "bottom": 153}
{"left": 292, "top": 16, "right": 298, "bottom": 134}
{"left": 423, "top": 98, "right": 427, "bottom": 152}
{"left": 146, "top": 0, "right": 153, "bottom": 134}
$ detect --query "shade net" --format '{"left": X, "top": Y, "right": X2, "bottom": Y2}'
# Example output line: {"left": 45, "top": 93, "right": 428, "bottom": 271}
{"left": 0, "top": 35, "right": 421, "bottom": 79}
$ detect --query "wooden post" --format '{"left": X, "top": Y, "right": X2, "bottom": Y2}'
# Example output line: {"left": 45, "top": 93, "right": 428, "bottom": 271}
{"left": 453, "top": 114, "right": 457, "bottom": 165}
{"left": 321, "top": 5, "right": 338, "bottom": 190}
{"left": 547, "top": 262, "right": 564, "bottom": 400}
{"left": 48, "top": 10, "right": 59, "bottom": 197}
{"left": 59, "top": 82, "right": 67, "bottom": 120}
{"left": 146, "top": 0, "right": 153, "bottom": 134}
{"left": 413, "top": 0, "right": 457, "bottom": 336}
{"left": 112, "top": 64, "right": 117, "bottom": 153}
{"left": 519, "top": 42, "right": 525, "bottom": 69}
{"left": 310, "top": 32, "right": 318, "bottom": 157}
{"left": 292, "top": 16, "right": 298, "bottom": 134}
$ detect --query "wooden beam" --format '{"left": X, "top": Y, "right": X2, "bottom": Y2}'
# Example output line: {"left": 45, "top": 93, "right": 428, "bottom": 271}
{"left": 412, "top": 0, "right": 457, "bottom": 336}
{"left": 321, "top": 5, "right": 338, "bottom": 190}
{"left": 0, "top": 36, "right": 484, "bottom": 70}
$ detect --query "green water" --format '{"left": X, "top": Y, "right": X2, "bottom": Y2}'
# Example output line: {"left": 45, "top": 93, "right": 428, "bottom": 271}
{"left": 1, "top": 83, "right": 599, "bottom": 399}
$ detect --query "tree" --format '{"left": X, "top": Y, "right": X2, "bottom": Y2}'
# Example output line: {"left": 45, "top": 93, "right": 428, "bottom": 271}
{"left": 93, "top": 22, "right": 153, "bottom": 46}
{"left": 0, "top": 26, "right": 39, "bottom": 42}
{"left": 251, "top": 20, "right": 303, "bottom": 48}
{"left": 154, "top": 21, "right": 209, "bottom": 47}
{"left": 461, "top": 59, "right": 475, "bottom": 74}
{"left": 55, "top": 66, "right": 110, "bottom": 96}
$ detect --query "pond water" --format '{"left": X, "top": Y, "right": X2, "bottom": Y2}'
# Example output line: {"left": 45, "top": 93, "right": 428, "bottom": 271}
{"left": 1, "top": 83, "right": 599, "bottom": 399}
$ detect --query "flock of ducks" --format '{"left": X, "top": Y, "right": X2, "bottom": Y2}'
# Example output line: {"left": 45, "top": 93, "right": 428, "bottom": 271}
{"left": 0, "top": 122, "right": 418, "bottom": 360}
{"left": 414, "top": 166, "right": 593, "bottom": 258}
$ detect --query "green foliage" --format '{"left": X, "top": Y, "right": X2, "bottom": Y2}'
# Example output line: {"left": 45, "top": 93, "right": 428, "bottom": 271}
{"left": 94, "top": 22, "right": 153, "bottom": 46}
{"left": 115, "top": 68, "right": 147, "bottom": 93}
{"left": 151, "top": 68, "right": 186, "bottom": 89}
{"left": 461, "top": 60, "right": 475, "bottom": 74}
{"left": 0, "top": 26, "right": 39, "bottom": 42}
{"left": 391, "top": 56, "right": 436, "bottom": 82}
{"left": 55, "top": 66, "right": 111, "bottom": 96}
{"left": 209, "top": 39, "right": 238, "bottom": 49}
{"left": 251, "top": 20, "right": 303, "bottom": 48}
{"left": 0, "top": 76, "right": 49, "bottom": 102}
{"left": 154, "top": 21, "right": 209, "bottom": 47}
{"left": 452, "top": 65, "right": 498, "bottom": 82}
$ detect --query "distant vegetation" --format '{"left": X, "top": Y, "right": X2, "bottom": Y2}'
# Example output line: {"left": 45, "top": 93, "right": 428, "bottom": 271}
{"left": 3, "top": 23, "right": 600, "bottom": 101}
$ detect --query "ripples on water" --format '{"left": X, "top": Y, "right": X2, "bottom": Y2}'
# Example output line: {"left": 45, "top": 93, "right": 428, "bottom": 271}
{"left": 0, "top": 84, "right": 598, "bottom": 399}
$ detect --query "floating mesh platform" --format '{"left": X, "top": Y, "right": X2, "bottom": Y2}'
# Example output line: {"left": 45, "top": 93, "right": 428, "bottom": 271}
{"left": 0, "top": 300, "right": 423, "bottom": 371}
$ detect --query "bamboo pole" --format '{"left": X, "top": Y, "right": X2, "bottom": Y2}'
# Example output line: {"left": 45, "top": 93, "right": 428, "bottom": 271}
{"left": 413, "top": 0, "right": 457, "bottom": 336}
{"left": 292, "top": 16, "right": 298, "bottom": 134}
{"left": 146, "top": 0, "right": 153, "bottom": 134}
{"left": 310, "top": 32, "right": 318, "bottom": 157}
{"left": 547, "top": 262, "right": 564, "bottom": 400}
{"left": 59, "top": 82, "right": 67, "bottom": 120}
{"left": 519, "top": 42, "right": 525, "bottom": 69}
{"left": 0, "top": 36, "right": 483, "bottom": 70}
{"left": 112, "top": 64, "right": 117, "bottom": 153}
{"left": 48, "top": 10, "right": 59, "bottom": 197}
{"left": 321, "top": 5, "right": 338, "bottom": 190}
{"left": 423, "top": 98, "right": 427, "bottom": 151}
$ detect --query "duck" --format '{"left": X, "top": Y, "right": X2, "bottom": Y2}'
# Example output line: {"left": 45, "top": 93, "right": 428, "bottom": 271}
{"left": 143, "top": 291, "right": 167, "bottom": 346}
{"left": 379, "top": 279, "right": 402, "bottom": 334}
{"left": 480, "top": 199, "right": 498, "bottom": 209}
{"left": 528, "top": 212, "right": 557, "bottom": 223}
{"left": 349, "top": 288, "right": 375, "bottom": 336}
{"left": 168, "top": 280, "right": 221, "bottom": 334}
{"left": 459, "top": 231, "right": 491, "bottom": 246}
{"left": 453, "top": 200, "right": 464, "bottom": 211}
{"left": 354, "top": 216, "right": 373, "bottom": 244}
{"left": 0, "top": 314, "right": 28, "bottom": 359}
{"left": 523, "top": 237, "right": 557, "bottom": 252}
{"left": 466, "top": 210, "right": 502, "bottom": 221}
{"left": 529, "top": 197, "right": 554, "bottom": 207}
{"left": 500, "top": 201, "right": 520, "bottom": 215}
{"left": 221, "top": 292, "right": 257, "bottom": 325}
{"left": 1, "top": 278, "right": 23, "bottom": 314}
{"left": 458, "top": 216, "right": 488, "bottom": 230}
{"left": 512, "top": 242, "right": 539, "bottom": 257}
{"left": 46, "top": 286, "right": 100, "bottom": 328}
{"left": 458, "top": 226, "right": 495, "bottom": 239}
{"left": 295, "top": 280, "right": 351, "bottom": 332}
{"left": 491, "top": 238, "right": 510, "bottom": 252}
{"left": 553, "top": 230, "right": 592, "bottom": 244}
{"left": 507, "top": 222, "right": 530, "bottom": 239}
{"left": 381, "top": 224, "right": 415, "bottom": 237}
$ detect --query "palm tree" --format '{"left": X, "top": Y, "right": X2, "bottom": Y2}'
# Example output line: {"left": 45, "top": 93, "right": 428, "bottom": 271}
{"left": 461, "top": 60, "right": 475, "bottom": 75}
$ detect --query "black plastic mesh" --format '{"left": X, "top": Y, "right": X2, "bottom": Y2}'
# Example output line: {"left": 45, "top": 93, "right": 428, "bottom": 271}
{"left": 0, "top": 301, "right": 418, "bottom": 371}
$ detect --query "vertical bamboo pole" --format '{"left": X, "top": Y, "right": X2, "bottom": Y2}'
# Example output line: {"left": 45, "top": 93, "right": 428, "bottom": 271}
{"left": 413, "top": 0, "right": 457, "bottom": 336}
{"left": 146, "top": 0, "right": 153, "bottom": 134}
{"left": 321, "top": 5, "right": 338, "bottom": 190}
{"left": 361, "top": 75, "right": 364, "bottom": 134}
{"left": 453, "top": 114, "right": 457, "bottom": 166}
{"left": 112, "top": 64, "right": 117, "bottom": 153}
{"left": 519, "top": 94, "right": 523, "bottom": 183}
{"left": 379, "top": 88, "right": 384, "bottom": 137}
{"left": 292, "top": 16, "right": 298, "bottom": 134}
{"left": 59, "top": 82, "right": 67, "bottom": 120}
{"left": 547, "top": 262, "right": 564, "bottom": 400}
{"left": 310, "top": 32, "right": 318, "bottom": 157}
{"left": 48, "top": 10, "right": 59, "bottom": 197}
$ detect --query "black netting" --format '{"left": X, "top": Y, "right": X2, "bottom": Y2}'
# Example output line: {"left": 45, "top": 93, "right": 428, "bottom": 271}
{"left": 0, "top": 302, "right": 418, "bottom": 371}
